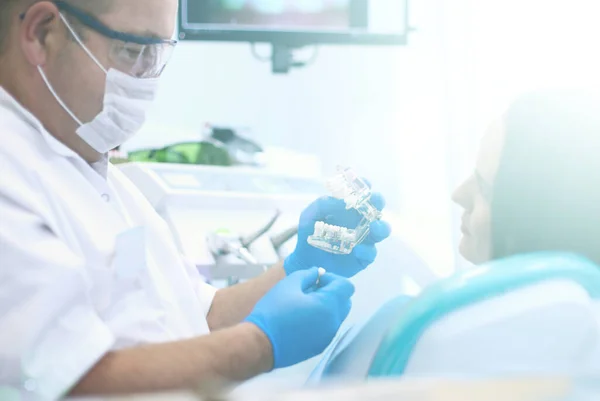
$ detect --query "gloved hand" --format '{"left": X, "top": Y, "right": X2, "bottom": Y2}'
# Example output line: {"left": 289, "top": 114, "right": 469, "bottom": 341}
{"left": 284, "top": 191, "right": 392, "bottom": 278}
{"left": 245, "top": 268, "right": 355, "bottom": 369}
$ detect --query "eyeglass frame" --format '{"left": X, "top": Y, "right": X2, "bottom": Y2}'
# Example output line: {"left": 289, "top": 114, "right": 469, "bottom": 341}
{"left": 20, "top": 0, "right": 178, "bottom": 47}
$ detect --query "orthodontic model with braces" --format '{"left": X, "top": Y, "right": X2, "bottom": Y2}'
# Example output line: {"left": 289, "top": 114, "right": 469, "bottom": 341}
{"left": 307, "top": 167, "right": 382, "bottom": 255}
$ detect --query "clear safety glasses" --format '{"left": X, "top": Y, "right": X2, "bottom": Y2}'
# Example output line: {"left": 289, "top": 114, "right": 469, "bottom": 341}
{"left": 107, "top": 40, "right": 176, "bottom": 79}
{"left": 22, "top": 1, "right": 177, "bottom": 78}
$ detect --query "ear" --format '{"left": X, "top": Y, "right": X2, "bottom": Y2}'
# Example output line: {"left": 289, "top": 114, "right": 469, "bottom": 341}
{"left": 19, "top": 2, "right": 64, "bottom": 67}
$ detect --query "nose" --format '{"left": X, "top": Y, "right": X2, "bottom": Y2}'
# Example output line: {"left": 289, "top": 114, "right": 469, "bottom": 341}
{"left": 452, "top": 179, "right": 472, "bottom": 210}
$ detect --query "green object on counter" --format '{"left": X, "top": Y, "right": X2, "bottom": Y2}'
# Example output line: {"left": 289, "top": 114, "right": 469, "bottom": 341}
{"left": 128, "top": 141, "right": 233, "bottom": 166}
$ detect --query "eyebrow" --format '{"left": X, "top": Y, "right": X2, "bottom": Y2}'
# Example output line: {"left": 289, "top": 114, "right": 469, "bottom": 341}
{"left": 125, "top": 29, "right": 168, "bottom": 41}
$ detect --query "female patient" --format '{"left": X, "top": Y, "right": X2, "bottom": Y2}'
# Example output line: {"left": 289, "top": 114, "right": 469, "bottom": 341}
{"left": 311, "top": 89, "right": 600, "bottom": 380}
{"left": 454, "top": 89, "right": 600, "bottom": 265}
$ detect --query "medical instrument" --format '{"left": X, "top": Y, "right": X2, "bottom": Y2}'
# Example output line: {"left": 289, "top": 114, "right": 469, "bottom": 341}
{"left": 206, "top": 211, "right": 281, "bottom": 285}
{"left": 118, "top": 162, "right": 324, "bottom": 285}
{"left": 307, "top": 267, "right": 328, "bottom": 293}
{"left": 316, "top": 267, "right": 326, "bottom": 287}
{"left": 308, "top": 167, "right": 382, "bottom": 255}
{"left": 271, "top": 226, "right": 299, "bottom": 258}
{"left": 206, "top": 229, "right": 259, "bottom": 286}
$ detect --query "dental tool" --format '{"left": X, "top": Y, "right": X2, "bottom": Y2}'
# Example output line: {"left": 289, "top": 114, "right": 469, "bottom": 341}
{"left": 306, "top": 267, "right": 327, "bottom": 293}
{"left": 316, "top": 267, "right": 326, "bottom": 286}
{"left": 308, "top": 167, "right": 382, "bottom": 255}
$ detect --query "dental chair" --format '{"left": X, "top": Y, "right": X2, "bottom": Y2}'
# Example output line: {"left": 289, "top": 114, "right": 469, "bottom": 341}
{"left": 309, "top": 253, "right": 600, "bottom": 382}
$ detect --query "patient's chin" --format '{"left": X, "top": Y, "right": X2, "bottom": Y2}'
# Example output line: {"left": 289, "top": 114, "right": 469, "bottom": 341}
{"left": 459, "top": 238, "right": 491, "bottom": 265}
{"left": 458, "top": 237, "right": 475, "bottom": 264}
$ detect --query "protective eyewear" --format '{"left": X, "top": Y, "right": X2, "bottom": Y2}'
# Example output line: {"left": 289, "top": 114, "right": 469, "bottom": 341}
{"left": 22, "top": 1, "right": 177, "bottom": 78}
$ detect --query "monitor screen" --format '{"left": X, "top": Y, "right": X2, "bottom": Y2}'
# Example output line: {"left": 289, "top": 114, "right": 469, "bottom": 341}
{"left": 179, "top": 0, "right": 408, "bottom": 45}
{"left": 191, "top": 0, "right": 355, "bottom": 31}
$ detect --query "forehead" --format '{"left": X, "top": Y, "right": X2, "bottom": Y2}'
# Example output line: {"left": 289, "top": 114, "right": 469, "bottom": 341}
{"left": 101, "top": 0, "right": 178, "bottom": 39}
{"left": 476, "top": 117, "right": 506, "bottom": 184}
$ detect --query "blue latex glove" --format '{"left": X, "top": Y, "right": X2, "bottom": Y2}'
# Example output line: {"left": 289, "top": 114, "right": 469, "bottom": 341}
{"left": 285, "top": 191, "right": 392, "bottom": 278}
{"left": 245, "top": 267, "right": 355, "bottom": 370}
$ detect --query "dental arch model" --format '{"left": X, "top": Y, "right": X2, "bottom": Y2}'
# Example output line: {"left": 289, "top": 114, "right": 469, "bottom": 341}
{"left": 308, "top": 167, "right": 382, "bottom": 255}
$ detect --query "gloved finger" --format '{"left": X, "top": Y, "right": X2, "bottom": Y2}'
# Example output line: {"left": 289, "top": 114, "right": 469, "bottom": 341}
{"left": 338, "top": 299, "right": 352, "bottom": 321}
{"left": 317, "top": 273, "right": 355, "bottom": 300}
{"left": 323, "top": 208, "right": 362, "bottom": 228}
{"left": 368, "top": 220, "right": 392, "bottom": 243}
{"left": 301, "top": 196, "right": 362, "bottom": 228}
{"left": 300, "top": 196, "right": 349, "bottom": 224}
{"left": 370, "top": 192, "right": 386, "bottom": 211}
{"left": 352, "top": 244, "right": 378, "bottom": 268}
{"left": 297, "top": 267, "right": 321, "bottom": 291}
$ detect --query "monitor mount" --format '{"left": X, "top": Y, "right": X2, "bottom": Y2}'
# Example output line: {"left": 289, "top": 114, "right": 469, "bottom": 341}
{"left": 251, "top": 43, "right": 320, "bottom": 74}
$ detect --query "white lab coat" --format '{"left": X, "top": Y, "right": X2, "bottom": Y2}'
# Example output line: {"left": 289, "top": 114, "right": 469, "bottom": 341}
{"left": 0, "top": 87, "right": 217, "bottom": 400}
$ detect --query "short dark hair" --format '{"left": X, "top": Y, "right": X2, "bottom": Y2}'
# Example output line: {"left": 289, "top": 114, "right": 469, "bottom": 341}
{"left": 0, "top": 0, "right": 20, "bottom": 54}
{"left": 491, "top": 89, "right": 600, "bottom": 264}
{"left": 0, "top": 0, "right": 113, "bottom": 55}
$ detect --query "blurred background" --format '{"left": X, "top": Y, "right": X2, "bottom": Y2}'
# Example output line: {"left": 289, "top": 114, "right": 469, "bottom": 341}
{"left": 116, "top": 0, "right": 600, "bottom": 387}
{"left": 124, "top": 0, "right": 600, "bottom": 277}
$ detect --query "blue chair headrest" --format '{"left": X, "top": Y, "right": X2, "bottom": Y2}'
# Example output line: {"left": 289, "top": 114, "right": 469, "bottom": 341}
{"left": 368, "top": 252, "right": 600, "bottom": 377}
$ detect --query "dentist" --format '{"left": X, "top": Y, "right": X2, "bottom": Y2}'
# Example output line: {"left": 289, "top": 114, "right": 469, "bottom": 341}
{"left": 0, "top": 0, "right": 391, "bottom": 399}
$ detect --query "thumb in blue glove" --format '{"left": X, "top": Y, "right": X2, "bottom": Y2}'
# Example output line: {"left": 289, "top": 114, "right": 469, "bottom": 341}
{"left": 245, "top": 267, "right": 355, "bottom": 370}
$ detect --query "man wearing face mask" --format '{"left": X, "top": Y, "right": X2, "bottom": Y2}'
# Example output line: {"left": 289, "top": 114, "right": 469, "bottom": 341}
{"left": 0, "top": 0, "right": 392, "bottom": 399}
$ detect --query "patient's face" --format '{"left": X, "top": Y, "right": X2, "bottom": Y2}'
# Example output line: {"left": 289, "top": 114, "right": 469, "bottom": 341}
{"left": 452, "top": 119, "right": 506, "bottom": 264}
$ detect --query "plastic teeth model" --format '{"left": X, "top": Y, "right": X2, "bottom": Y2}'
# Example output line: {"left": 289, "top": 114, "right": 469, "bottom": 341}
{"left": 308, "top": 167, "right": 382, "bottom": 255}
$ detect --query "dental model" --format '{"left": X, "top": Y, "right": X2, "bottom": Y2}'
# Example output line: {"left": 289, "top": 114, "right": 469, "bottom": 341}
{"left": 308, "top": 167, "right": 382, "bottom": 255}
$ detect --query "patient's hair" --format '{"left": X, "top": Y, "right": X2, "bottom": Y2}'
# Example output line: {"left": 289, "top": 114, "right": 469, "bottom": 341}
{"left": 491, "top": 89, "right": 600, "bottom": 264}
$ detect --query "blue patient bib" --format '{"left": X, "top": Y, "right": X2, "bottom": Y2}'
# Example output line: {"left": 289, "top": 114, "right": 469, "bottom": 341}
{"left": 369, "top": 252, "right": 600, "bottom": 376}
{"left": 310, "top": 252, "right": 600, "bottom": 382}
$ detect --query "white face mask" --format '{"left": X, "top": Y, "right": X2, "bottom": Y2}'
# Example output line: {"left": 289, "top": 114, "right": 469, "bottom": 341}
{"left": 38, "top": 14, "right": 160, "bottom": 154}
